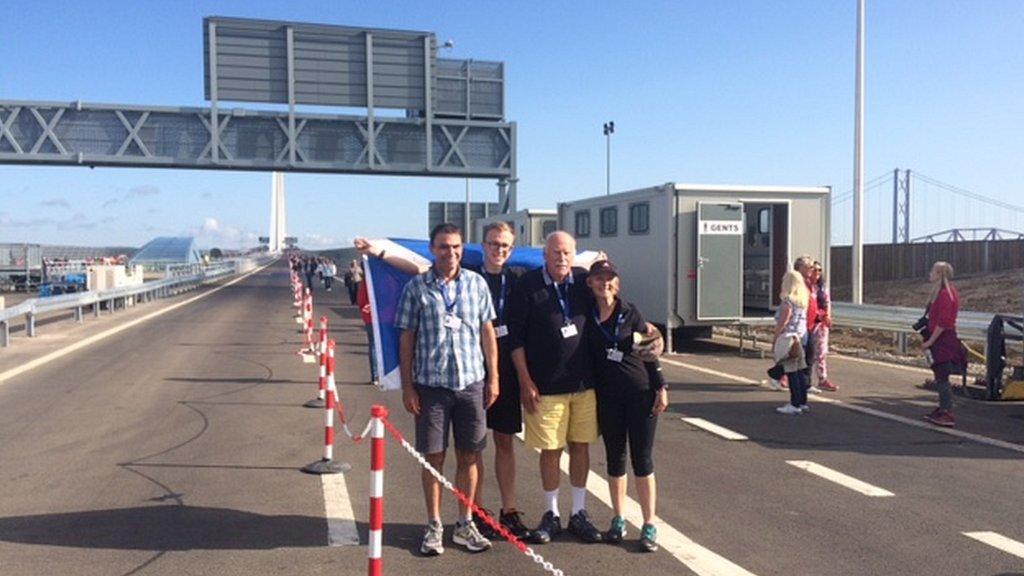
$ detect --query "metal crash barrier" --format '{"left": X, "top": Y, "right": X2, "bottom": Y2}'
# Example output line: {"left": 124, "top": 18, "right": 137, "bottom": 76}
{"left": 0, "top": 256, "right": 274, "bottom": 347}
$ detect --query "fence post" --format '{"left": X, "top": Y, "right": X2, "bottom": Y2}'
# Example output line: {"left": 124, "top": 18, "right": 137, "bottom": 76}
{"left": 368, "top": 405, "right": 388, "bottom": 576}
{"left": 301, "top": 340, "right": 350, "bottom": 475}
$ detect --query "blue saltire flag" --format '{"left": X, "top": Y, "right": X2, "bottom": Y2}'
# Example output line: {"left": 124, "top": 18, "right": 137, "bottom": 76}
{"left": 363, "top": 238, "right": 597, "bottom": 390}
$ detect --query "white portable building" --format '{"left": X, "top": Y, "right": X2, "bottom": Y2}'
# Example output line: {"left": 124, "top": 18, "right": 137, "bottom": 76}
{"left": 557, "top": 183, "right": 830, "bottom": 348}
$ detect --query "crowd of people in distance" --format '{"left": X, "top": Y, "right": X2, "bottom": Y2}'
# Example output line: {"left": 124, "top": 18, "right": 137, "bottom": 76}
{"left": 291, "top": 255, "right": 338, "bottom": 293}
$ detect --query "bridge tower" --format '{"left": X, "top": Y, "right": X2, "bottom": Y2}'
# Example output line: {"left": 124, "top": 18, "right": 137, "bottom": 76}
{"left": 269, "top": 172, "right": 286, "bottom": 253}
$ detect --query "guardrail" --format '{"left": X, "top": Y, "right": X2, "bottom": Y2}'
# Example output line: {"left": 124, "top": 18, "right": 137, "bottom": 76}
{"left": 830, "top": 302, "right": 1011, "bottom": 343}
{"left": 0, "top": 256, "right": 274, "bottom": 347}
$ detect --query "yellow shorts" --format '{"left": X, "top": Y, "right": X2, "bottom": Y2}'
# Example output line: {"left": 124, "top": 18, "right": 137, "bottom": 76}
{"left": 524, "top": 389, "right": 599, "bottom": 450}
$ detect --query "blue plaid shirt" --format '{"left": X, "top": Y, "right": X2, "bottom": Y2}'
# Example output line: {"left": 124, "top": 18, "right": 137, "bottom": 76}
{"left": 395, "top": 267, "right": 496, "bottom": 390}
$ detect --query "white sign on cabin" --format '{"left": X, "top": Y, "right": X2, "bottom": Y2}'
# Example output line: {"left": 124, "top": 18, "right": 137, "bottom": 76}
{"left": 700, "top": 220, "right": 743, "bottom": 235}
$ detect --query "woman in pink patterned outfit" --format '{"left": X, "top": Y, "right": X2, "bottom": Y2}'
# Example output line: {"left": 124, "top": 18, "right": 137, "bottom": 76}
{"left": 810, "top": 262, "right": 836, "bottom": 391}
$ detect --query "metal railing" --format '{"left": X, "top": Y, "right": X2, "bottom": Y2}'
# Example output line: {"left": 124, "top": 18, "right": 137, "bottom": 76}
{"left": 830, "top": 302, "right": 1009, "bottom": 343}
{"left": 0, "top": 256, "right": 273, "bottom": 347}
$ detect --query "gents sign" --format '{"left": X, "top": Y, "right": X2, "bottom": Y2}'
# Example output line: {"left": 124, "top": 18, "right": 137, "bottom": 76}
{"left": 700, "top": 220, "right": 743, "bottom": 235}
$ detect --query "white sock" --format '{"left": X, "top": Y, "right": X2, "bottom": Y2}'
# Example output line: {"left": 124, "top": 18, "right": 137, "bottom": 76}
{"left": 571, "top": 486, "right": 587, "bottom": 516}
{"left": 545, "top": 489, "right": 560, "bottom": 517}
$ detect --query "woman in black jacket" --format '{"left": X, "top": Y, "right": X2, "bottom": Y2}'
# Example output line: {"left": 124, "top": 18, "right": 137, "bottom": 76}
{"left": 583, "top": 259, "right": 667, "bottom": 553}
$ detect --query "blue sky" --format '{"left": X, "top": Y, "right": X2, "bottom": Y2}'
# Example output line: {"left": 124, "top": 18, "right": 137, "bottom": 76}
{"left": 2, "top": 0, "right": 1022, "bottom": 249}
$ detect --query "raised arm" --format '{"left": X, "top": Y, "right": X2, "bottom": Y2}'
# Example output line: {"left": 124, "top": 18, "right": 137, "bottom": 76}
{"left": 353, "top": 237, "right": 428, "bottom": 276}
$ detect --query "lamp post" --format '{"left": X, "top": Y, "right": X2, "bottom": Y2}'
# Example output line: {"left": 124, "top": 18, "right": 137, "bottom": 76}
{"left": 603, "top": 121, "right": 615, "bottom": 196}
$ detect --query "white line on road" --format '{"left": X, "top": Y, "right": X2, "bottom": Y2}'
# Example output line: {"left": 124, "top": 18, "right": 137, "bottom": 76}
{"left": 963, "top": 531, "right": 1024, "bottom": 560}
{"left": 681, "top": 417, "right": 749, "bottom": 441}
{"left": 559, "top": 450, "right": 759, "bottom": 576}
{"left": 516, "top": 431, "right": 759, "bottom": 576}
{"left": 660, "top": 355, "right": 1024, "bottom": 456}
{"left": 322, "top": 474, "right": 360, "bottom": 546}
{"left": 0, "top": 263, "right": 274, "bottom": 386}
{"left": 660, "top": 357, "right": 759, "bottom": 384}
{"left": 786, "top": 460, "right": 894, "bottom": 497}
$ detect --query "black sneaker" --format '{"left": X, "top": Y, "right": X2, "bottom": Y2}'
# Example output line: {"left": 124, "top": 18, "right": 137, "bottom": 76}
{"left": 474, "top": 507, "right": 499, "bottom": 539}
{"left": 567, "top": 510, "right": 603, "bottom": 543}
{"left": 531, "top": 511, "right": 561, "bottom": 544}
{"left": 499, "top": 508, "right": 534, "bottom": 541}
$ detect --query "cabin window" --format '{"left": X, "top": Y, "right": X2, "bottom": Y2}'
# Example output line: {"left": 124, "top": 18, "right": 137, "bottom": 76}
{"left": 758, "top": 208, "right": 770, "bottom": 234}
{"left": 629, "top": 202, "right": 650, "bottom": 235}
{"left": 574, "top": 210, "right": 591, "bottom": 238}
{"left": 600, "top": 207, "right": 618, "bottom": 236}
{"left": 541, "top": 219, "right": 557, "bottom": 238}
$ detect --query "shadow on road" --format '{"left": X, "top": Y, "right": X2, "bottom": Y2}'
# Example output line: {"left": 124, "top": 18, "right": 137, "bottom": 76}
{"left": 0, "top": 505, "right": 325, "bottom": 550}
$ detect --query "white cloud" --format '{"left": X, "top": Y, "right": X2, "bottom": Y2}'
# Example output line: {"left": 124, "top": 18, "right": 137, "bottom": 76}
{"left": 190, "top": 216, "right": 259, "bottom": 248}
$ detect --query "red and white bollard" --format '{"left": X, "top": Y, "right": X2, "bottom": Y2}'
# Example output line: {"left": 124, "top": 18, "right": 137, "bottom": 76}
{"left": 368, "top": 405, "right": 388, "bottom": 576}
{"left": 301, "top": 340, "right": 349, "bottom": 475}
{"left": 303, "top": 317, "right": 329, "bottom": 408}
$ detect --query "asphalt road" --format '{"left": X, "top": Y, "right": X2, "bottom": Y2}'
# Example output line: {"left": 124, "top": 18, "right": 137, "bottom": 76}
{"left": 1, "top": 261, "right": 1022, "bottom": 576}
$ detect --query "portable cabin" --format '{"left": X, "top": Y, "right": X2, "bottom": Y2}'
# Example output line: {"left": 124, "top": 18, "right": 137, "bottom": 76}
{"left": 557, "top": 183, "right": 831, "bottom": 348}
{"left": 474, "top": 209, "right": 559, "bottom": 247}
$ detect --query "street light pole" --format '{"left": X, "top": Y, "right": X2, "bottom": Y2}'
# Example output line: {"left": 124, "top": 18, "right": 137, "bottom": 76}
{"left": 852, "top": 0, "right": 865, "bottom": 305}
{"left": 603, "top": 121, "right": 615, "bottom": 195}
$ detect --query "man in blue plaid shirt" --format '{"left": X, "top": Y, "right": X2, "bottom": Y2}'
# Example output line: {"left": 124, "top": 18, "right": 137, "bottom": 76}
{"left": 395, "top": 222, "right": 500, "bottom": 557}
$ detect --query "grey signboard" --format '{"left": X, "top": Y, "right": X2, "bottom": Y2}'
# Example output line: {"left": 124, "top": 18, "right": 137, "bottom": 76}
{"left": 204, "top": 17, "right": 434, "bottom": 110}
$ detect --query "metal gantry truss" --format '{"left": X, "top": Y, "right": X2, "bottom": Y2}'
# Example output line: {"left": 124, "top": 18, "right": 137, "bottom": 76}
{"left": 0, "top": 100, "right": 514, "bottom": 179}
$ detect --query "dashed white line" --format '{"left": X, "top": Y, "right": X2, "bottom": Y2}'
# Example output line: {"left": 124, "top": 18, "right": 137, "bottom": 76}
{"left": 660, "top": 354, "right": 1024, "bottom": 456}
{"left": 322, "top": 474, "right": 360, "bottom": 546}
{"left": 681, "top": 417, "right": 749, "bottom": 441}
{"left": 660, "top": 356, "right": 759, "bottom": 384}
{"left": 963, "top": 531, "right": 1024, "bottom": 560}
{"left": 786, "top": 460, "right": 894, "bottom": 497}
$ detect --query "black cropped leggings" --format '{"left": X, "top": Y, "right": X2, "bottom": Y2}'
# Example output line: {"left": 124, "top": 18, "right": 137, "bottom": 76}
{"left": 597, "top": 389, "right": 658, "bottom": 477}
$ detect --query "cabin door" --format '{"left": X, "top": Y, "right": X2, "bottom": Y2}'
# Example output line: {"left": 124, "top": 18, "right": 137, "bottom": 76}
{"left": 696, "top": 202, "right": 744, "bottom": 320}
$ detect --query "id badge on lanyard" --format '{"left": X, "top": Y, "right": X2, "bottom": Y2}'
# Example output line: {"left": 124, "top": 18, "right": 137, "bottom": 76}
{"left": 556, "top": 283, "right": 577, "bottom": 339}
{"left": 595, "top": 308, "right": 626, "bottom": 361}
{"left": 488, "top": 270, "right": 508, "bottom": 338}
{"left": 441, "top": 277, "right": 462, "bottom": 330}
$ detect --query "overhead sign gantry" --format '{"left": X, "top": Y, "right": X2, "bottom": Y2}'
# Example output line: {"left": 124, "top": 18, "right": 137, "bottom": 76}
{"left": 0, "top": 17, "right": 518, "bottom": 211}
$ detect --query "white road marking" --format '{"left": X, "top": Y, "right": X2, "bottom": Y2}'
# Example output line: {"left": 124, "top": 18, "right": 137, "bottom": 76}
{"left": 516, "top": 432, "right": 759, "bottom": 576}
{"left": 0, "top": 263, "right": 274, "bottom": 386}
{"left": 963, "top": 531, "right": 1024, "bottom": 560}
{"left": 660, "top": 356, "right": 759, "bottom": 384}
{"left": 681, "top": 417, "right": 748, "bottom": 441}
{"left": 660, "top": 355, "right": 1024, "bottom": 456}
{"left": 322, "top": 473, "right": 360, "bottom": 546}
{"left": 786, "top": 461, "right": 894, "bottom": 497}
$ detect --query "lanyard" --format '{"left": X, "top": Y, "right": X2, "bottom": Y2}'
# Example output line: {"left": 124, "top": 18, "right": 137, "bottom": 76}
{"left": 483, "top": 270, "right": 507, "bottom": 321}
{"left": 593, "top": 309, "right": 626, "bottom": 346}
{"left": 439, "top": 276, "right": 461, "bottom": 313}
{"left": 554, "top": 282, "right": 572, "bottom": 324}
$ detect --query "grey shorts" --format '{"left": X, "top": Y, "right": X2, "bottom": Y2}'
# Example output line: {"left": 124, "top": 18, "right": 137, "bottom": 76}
{"left": 414, "top": 381, "right": 488, "bottom": 455}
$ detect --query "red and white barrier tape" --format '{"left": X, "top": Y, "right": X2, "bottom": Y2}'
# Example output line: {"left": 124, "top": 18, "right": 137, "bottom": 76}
{"left": 378, "top": 412, "right": 567, "bottom": 576}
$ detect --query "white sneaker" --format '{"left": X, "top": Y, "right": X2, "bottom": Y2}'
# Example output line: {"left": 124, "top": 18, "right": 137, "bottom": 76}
{"left": 808, "top": 386, "right": 822, "bottom": 394}
{"left": 453, "top": 520, "right": 491, "bottom": 552}
{"left": 776, "top": 404, "right": 802, "bottom": 415}
{"left": 768, "top": 379, "right": 782, "bottom": 391}
{"left": 798, "top": 404, "right": 811, "bottom": 413}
